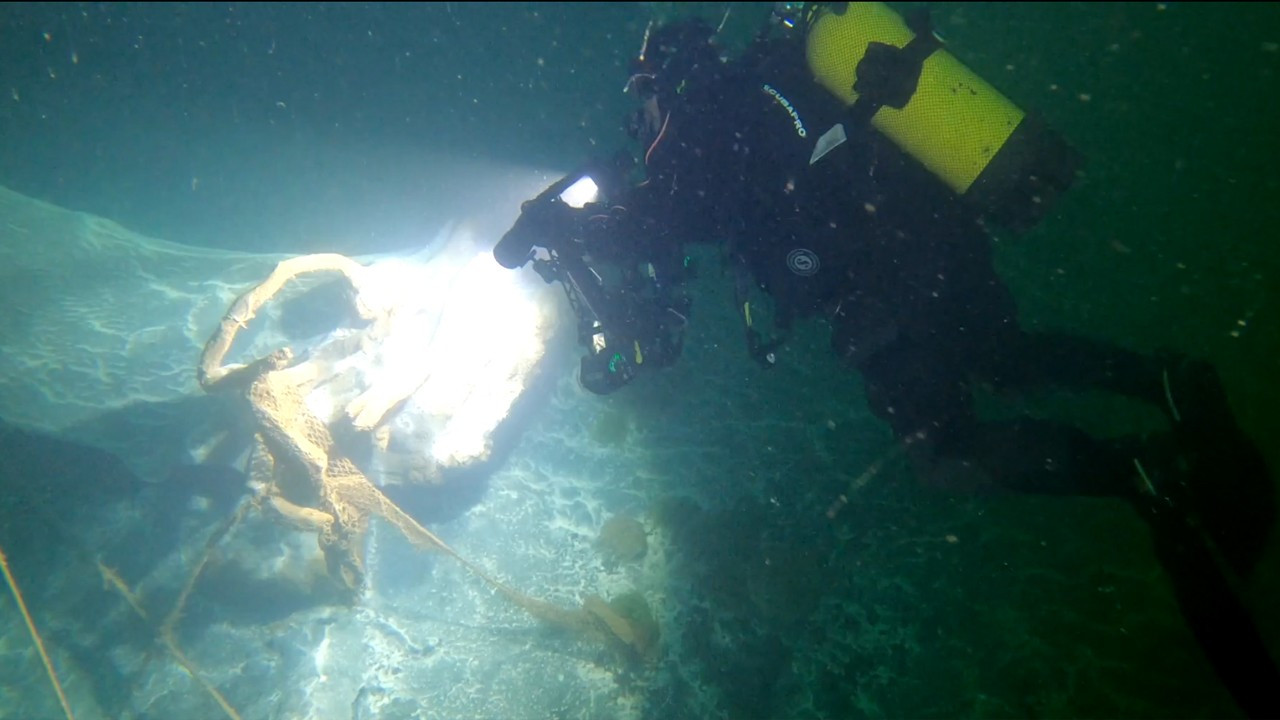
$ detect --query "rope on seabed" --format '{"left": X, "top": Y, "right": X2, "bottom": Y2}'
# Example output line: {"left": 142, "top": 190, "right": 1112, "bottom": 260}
{"left": 0, "top": 544, "right": 76, "bottom": 720}
{"left": 825, "top": 429, "right": 929, "bottom": 520}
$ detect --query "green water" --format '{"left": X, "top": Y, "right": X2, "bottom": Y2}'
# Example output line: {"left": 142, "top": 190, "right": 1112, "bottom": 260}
{"left": 1, "top": 3, "right": 1276, "bottom": 717}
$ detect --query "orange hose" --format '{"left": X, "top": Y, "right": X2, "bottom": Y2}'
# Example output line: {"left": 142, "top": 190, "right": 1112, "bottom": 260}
{"left": 0, "top": 544, "right": 75, "bottom": 720}
{"left": 644, "top": 110, "right": 672, "bottom": 167}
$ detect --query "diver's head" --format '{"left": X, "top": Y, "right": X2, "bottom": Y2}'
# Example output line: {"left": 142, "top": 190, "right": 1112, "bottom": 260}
{"left": 770, "top": 2, "right": 815, "bottom": 31}
{"left": 625, "top": 18, "right": 722, "bottom": 138}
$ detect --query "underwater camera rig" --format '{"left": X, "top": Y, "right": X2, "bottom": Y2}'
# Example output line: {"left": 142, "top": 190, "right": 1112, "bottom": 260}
{"left": 494, "top": 160, "right": 690, "bottom": 394}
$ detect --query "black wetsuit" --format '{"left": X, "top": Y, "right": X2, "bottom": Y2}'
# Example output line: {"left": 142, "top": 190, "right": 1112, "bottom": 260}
{"left": 634, "top": 37, "right": 1150, "bottom": 495}
{"left": 610, "top": 26, "right": 1279, "bottom": 717}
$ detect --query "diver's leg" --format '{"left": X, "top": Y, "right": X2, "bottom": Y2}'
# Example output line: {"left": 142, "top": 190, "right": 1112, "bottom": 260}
{"left": 980, "top": 331, "right": 1255, "bottom": 441}
{"left": 853, "top": 335, "right": 1129, "bottom": 497}
{"left": 931, "top": 416, "right": 1139, "bottom": 496}
{"left": 855, "top": 334, "right": 972, "bottom": 441}
{"left": 868, "top": 337, "right": 1271, "bottom": 575}
{"left": 1139, "top": 482, "right": 1280, "bottom": 720}
{"left": 967, "top": 417, "right": 1280, "bottom": 719}
{"left": 985, "top": 331, "right": 1169, "bottom": 403}
{"left": 979, "top": 331, "right": 1275, "bottom": 577}
{"left": 854, "top": 327, "right": 1152, "bottom": 497}
{"left": 924, "top": 414, "right": 1280, "bottom": 719}
{"left": 858, "top": 337, "right": 1279, "bottom": 718}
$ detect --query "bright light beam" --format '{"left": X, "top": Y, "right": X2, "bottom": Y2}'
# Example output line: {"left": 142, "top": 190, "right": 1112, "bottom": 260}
{"left": 298, "top": 220, "right": 559, "bottom": 481}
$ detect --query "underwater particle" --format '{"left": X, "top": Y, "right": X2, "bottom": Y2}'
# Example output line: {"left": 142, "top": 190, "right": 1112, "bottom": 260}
{"left": 597, "top": 514, "right": 648, "bottom": 564}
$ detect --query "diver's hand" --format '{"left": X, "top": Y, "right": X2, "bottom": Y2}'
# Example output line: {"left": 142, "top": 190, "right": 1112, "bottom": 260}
{"left": 494, "top": 194, "right": 575, "bottom": 269}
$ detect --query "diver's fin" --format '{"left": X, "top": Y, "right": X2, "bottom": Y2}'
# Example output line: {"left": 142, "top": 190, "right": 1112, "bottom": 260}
{"left": 1139, "top": 489, "right": 1280, "bottom": 719}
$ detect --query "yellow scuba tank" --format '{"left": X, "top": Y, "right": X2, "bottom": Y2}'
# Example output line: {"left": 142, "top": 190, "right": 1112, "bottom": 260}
{"left": 801, "top": 2, "right": 1079, "bottom": 230}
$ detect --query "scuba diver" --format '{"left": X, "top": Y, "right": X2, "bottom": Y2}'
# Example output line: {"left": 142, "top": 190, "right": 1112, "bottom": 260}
{"left": 493, "top": 3, "right": 1278, "bottom": 715}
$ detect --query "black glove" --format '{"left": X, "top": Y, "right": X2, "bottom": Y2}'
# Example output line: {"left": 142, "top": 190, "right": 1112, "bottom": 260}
{"left": 494, "top": 194, "right": 577, "bottom": 269}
